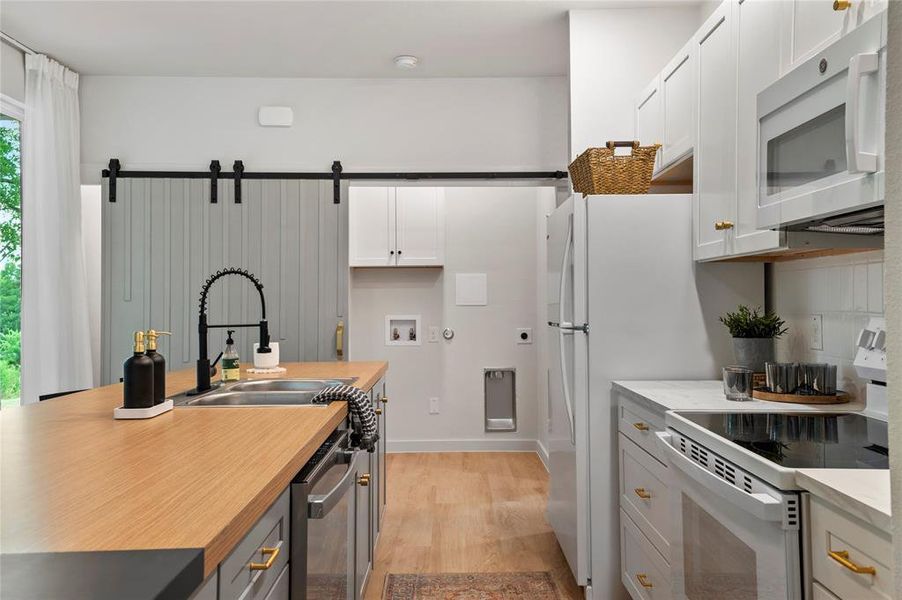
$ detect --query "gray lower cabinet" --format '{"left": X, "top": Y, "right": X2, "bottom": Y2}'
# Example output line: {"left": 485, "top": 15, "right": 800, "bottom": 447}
{"left": 262, "top": 565, "right": 288, "bottom": 600}
{"left": 219, "top": 489, "right": 290, "bottom": 600}
{"left": 188, "top": 573, "right": 218, "bottom": 600}
{"left": 355, "top": 450, "right": 373, "bottom": 599}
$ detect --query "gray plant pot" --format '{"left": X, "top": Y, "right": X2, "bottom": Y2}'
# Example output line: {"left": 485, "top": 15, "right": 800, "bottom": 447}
{"left": 732, "top": 337, "right": 775, "bottom": 373}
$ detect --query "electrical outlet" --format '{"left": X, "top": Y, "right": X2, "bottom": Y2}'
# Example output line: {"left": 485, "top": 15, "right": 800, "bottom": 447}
{"left": 428, "top": 326, "right": 440, "bottom": 343}
{"left": 429, "top": 397, "right": 440, "bottom": 415}
{"left": 810, "top": 314, "right": 824, "bottom": 351}
{"left": 516, "top": 328, "right": 533, "bottom": 344}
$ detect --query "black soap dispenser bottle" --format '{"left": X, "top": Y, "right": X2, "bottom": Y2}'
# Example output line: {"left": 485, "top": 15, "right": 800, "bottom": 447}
{"left": 145, "top": 329, "right": 171, "bottom": 405}
{"left": 123, "top": 331, "right": 154, "bottom": 408}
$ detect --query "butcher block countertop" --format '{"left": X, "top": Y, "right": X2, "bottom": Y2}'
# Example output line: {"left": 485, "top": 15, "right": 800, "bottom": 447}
{"left": 0, "top": 361, "right": 387, "bottom": 582}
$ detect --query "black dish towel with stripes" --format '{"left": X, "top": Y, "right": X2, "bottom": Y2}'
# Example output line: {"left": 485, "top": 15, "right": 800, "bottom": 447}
{"left": 313, "top": 385, "right": 379, "bottom": 452}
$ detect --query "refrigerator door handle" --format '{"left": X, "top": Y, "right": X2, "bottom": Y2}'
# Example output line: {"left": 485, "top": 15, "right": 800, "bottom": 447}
{"left": 558, "top": 218, "right": 576, "bottom": 445}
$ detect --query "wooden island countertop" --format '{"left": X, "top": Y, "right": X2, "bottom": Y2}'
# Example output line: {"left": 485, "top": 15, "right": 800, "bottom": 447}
{"left": 0, "top": 361, "right": 387, "bottom": 578}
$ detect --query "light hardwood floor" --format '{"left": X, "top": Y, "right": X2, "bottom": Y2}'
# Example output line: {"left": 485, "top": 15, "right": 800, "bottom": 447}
{"left": 365, "top": 452, "right": 582, "bottom": 599}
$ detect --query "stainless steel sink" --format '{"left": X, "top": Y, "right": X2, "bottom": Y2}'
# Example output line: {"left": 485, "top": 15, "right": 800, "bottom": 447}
{"left": 180, "top": 390, "right": 321, "bottom": 407}
{"left": 228, "top": 378, "right": 355, "bottom": 393}
{"left": 171, "top": 377, "right": 357, "bottom": 407}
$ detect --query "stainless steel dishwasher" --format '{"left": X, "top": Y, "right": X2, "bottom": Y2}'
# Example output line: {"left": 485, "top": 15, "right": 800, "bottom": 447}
{"left": 290, "top": 428, "right": 358, "bottom": 599}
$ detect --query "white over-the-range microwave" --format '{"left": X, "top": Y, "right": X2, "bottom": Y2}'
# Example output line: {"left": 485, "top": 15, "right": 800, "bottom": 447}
{"left": 757, "top": 11, "right": 886, "bottom": 234}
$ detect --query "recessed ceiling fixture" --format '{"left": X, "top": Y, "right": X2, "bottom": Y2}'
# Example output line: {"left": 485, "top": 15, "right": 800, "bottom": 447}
{"left": 394, "top": 55, "right": 419, "bottom": 70}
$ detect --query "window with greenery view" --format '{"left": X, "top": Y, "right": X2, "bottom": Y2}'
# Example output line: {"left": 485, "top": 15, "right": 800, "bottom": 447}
{"left": 1, "top": 116, "right": 21, "bottom": 407}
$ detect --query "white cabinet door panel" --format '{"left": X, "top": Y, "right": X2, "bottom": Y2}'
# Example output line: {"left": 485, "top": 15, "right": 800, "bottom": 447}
{"left": 395, "top": 187, "right": 445, "bottom": 267}
{"left": 781, "top": 0, "right": 845, "bottom": 72}
{"left": 349, "top": 187, "right": 396, "bottom": 267}
{"left": 661, "top": 40, "right": 695, "bottom": 169}
{"left": 734, "top": 0, "right": 783, "bottom": 255}
{"left": 694, "top": 2, "right": 735, "bottom": 260}
{"left": 636, "top": 76, "right": 664, "bottom": 174}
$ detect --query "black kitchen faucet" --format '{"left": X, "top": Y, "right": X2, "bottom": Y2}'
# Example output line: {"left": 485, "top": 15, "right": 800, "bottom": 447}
{"left": 193, "top": 268, "right": 270, "bottom": 394}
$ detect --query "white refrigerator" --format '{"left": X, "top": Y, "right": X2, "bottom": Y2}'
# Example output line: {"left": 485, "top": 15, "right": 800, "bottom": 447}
{"left": 546, "top": 194, "right": 763, "bottom": 599}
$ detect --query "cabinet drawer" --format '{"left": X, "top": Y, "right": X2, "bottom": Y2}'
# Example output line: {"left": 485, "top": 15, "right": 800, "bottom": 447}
{"left": 618, "top": 396, "right": 666, "bottom": 463}
{"left": 219, "top": 489, "right": 290, "bottom": 600}
{"left": 812, "top": 582, "right": 841, "bottom": 600}
{"left": 619, "top": 433, "right": 670, "bottom": 561}
{"left": 809, "top": 496, "right": 892, "bottom": 600}
{"left": 620, "top": 509, "right": 671, "bottom": 600}
{"left": 262, "top": 565, "right": 289, "bottom": 600}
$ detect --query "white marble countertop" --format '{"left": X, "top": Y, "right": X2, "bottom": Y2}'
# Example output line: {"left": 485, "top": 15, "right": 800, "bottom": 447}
{"left": 795, "top": 469, "right": 891, "bottom": 531}
{"left": 611, "top": 380, "right": 866, "bottom": 413}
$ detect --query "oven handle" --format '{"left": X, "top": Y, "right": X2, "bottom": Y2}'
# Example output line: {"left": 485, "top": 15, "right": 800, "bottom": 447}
{"left": 655, "top": 432, "right": 784, "bottom": 522}
{"left": 307, "top": 450, "right": 359, "bottom": 519}
{"left": 845, "top": 51, "right": 879, "bottom": 174}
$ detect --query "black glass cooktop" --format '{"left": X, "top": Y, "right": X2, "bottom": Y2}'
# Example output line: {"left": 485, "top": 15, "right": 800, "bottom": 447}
{"left": 676, "top": 412, "right": 888, "bottom": 469}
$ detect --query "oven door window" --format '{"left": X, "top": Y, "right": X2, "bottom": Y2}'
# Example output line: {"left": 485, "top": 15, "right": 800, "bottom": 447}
{"left": 766, "top": 104, "right": 847, "bottom": 195}
{"left": 307, "top": 462, "right": 353, "bottom": 599}
{"left": 682, "top": 492, "right": 759, "bottom": 600}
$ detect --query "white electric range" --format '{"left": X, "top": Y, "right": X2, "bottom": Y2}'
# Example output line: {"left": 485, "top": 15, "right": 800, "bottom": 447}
{"left": 658, "top": 318, "right": 888, "bottom": 600}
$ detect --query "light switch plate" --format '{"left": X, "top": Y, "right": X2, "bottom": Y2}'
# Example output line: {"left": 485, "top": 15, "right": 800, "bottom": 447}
{"left": 428, "top": 326, "right": 440, "bottom": 343}
{"left": 810, "top": 314, "right": 824, "bottom": 351}
{"left": 429, "top": 397, "right": 440, "bottom": 414}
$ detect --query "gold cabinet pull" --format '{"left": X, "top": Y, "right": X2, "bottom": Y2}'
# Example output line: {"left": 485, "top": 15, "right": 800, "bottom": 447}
{"left": 636, "top": 573, "right": 653, "bottom": 589}
{"left": 633, "top": 422, "right": 649, "bottom": 431}
{"left": 375, "top": 407, "right": 383, "bottom": 415}
{"left": 833, "top": 0, "right": 851, "bottom": 10}
{"left": 828, "top": 550, "right": 876, "bottom": 575}
{"left": 381, "top": 396, "right": 388, "bottom": 404}
{"left": 358, "top": 474, "right": 371, "bottom": 486}
{"left": 714, "top": 220, "right": 735, "bottom": 230}
{"left": 335, "top": 320, "right": 345, "bottom": 359}
{"left": 634, "top": 488, "right": 652, "bottom": 500}
{"left": 249, "top": 546, "right": 280, "bottom": 571}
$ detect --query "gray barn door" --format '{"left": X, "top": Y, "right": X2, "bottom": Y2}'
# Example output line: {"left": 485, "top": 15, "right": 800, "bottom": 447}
{"left": 100, "top": 178, "right": 349, "bottom": 385}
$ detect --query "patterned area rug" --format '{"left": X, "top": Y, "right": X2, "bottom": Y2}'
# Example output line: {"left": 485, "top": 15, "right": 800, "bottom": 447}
{"left": 383, "top": 572, "right": 560, "bottom": 599}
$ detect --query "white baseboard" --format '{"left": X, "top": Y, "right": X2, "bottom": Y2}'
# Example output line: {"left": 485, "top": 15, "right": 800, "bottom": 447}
{"left": 535, "top": 440, "right": 550, "bottom": 472}
{"left": 387, "top": 438, "right": 542, "bottom": 454}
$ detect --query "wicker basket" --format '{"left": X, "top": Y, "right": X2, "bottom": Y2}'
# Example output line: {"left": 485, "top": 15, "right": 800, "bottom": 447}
{"left": 568, "top": 141, "right": 661, "bottom": 195}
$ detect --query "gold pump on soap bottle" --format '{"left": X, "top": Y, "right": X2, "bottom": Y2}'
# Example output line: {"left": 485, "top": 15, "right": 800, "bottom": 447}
{"left": 145, "top": 329, "right": 171, "bottom": 405}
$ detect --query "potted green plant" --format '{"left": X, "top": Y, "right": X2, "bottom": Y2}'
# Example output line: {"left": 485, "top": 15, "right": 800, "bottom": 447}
{"left": 719, "top": 305, "right": 788, "bottom": 372}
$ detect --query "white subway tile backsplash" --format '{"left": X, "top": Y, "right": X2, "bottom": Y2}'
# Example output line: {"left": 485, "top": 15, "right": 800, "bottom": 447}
{"left": 867, "top": 262, "right": 883, "bottom": 313}
{"left": 853, "top": 264, "right": 868, "bottom": 312}
{"left": 772, "top": 251, "right": 884, "bottom": 397}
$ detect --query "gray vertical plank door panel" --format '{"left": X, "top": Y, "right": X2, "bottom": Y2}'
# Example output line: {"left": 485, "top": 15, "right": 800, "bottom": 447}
{"left": 101, "top": 176, "right": 348, "bottom": 384}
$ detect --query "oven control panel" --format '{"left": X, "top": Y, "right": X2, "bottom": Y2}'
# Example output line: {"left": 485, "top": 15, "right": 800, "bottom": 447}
{"left": 854, "top": 317, "right": 886, "bottom": 383}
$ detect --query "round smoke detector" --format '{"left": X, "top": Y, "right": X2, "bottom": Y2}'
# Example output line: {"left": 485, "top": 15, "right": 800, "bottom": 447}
{"left": 394, "top": 55, "right": 419, "bottom": 70}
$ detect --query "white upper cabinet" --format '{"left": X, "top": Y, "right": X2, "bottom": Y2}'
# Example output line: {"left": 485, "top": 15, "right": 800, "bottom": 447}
{"left": 693, "top": 1, "right": 735, "bottom": 261}
{"left": 395, "top": 187, "right": 445, "bottom": 267}
{"left": 780, "top": 0, "right": 888, "bottom": 73}
{"left": 635, "top": 77, "right": 664, "bottom": 174}
{"left": 349, "top": 186, "right": 444, "bottom": 267}
{"left": 733, "top": 0, "right": 783, "bottom": 256}
{"left": 660, "top": 39, "right": 695, "bottom": 169}
{"left": 349, "top": 187, "right": 396, "bottom": 267}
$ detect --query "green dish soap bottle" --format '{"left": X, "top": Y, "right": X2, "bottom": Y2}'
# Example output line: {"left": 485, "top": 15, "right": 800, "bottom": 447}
{"left": 222, "top": 329, "right": 240, "bottom": 382}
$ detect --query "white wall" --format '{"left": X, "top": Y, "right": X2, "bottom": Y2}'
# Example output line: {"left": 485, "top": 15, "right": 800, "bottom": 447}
{"left": 772, "top": 251, "right": 884, "bottom": 401}
{"left": 884, "top": 2, "right": 901, "bottom": 589}
{"left": 1, "top": 40, "right": 25, "bottom": 103}
{"left": 80, "top": 185, "right": 102, "bottom": 386}
{"left": 349, "top": 186, "right": 555, "bottom": 452}
{"left": 78, "top": 76, "right": 569, "bottom": 184}
{"left": 568, "top": 7, "right": 702, "bottom": 159}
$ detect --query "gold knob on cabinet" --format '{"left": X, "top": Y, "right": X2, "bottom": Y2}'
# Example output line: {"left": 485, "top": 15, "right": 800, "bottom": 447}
{"left": 249, "top": 546, "right": 280, "bottom": 571}
{"left": 636, "top": 574, "right": 653, "bottom": 589}
{"left": 358, "top": 474, "right": 371, "bottom": 486}
{"left": 381, "top": 396, "right": 388, "bottom": 404}
{"left": 714, "top": 220, "right": 735, "bottom": 230}
{"left": 833, "top": 0, "right": 851, "bottom": 10}
{"left": 828, "top": 550, "right": 876, "bottom": 575}
{"left": 634, "top": 488, "right": 652, "bottom": 500}
{"left": 375, "top": 407, "right": 383, "bottom": 415}
{"left": 633, "top": 422, "right": 650, "bottom": 432}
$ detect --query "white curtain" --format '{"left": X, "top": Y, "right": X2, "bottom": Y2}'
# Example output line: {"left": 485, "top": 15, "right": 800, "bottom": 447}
{"left": 20, "top": 54, "right": 93, "bottom": 403}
